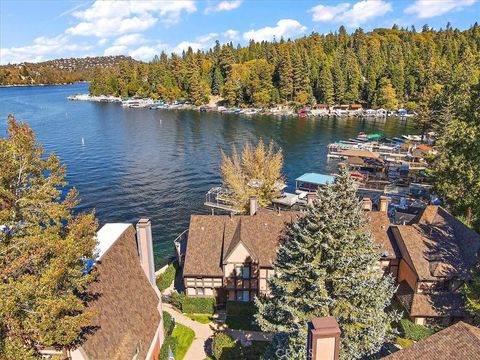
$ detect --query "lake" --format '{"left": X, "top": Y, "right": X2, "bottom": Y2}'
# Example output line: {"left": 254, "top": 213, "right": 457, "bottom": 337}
{"left": 0, "top": 83, "right": 418, "bottom": 267}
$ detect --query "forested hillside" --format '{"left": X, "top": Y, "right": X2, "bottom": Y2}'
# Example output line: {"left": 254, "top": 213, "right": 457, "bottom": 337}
{"left": 0, "top": 55, "right": 134, "bottom": 86}
{"left": 89, "top": 24, "right": 480, "bottom": 108}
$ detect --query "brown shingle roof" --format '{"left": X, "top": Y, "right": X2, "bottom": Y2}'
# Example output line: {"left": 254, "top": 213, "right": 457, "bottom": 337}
{"left": 340, "top": 149, "right": 381, "bottom": 159}
{"left": 366, "top": 211, "right": 398, "bottom": 259}
{"left": 183, "top": 210, "right": 301, "bottom": 277}
{"left": 82, "top": 225, "right": 160, "bottom": 360}
{"left": 384, "top": 321, "right": 480, "bottom": 359}
{"left": 394, "top": 206, "right": 480, "bottom": 280}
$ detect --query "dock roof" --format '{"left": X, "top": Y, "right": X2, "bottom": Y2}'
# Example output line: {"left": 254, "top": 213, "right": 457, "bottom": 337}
{"left": 295, "top": 173, "right": 335, "bottom": 186}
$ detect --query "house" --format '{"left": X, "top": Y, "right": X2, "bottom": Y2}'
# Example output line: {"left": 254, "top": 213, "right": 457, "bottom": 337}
{"left": 182, "top": 200, "right": 300, "bottom": 304}
{"left": 181, "top": 197, "right": 398, "bottom": 305}
{"left": 384, "top": 321, "right": 480, "bottom": 359}
{"left": 391, "top": 206, "right": 480, "bottom": 325}
{"left": 44, "top": 219, "right": 164, "bottom": 360}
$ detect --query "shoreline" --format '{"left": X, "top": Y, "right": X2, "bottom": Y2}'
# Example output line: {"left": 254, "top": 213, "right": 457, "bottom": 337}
{"left": 67, "top": 93, "right": 416, "bottom": 119}
{"left": 0, "top": 81, "right": 89, "bottom": 88}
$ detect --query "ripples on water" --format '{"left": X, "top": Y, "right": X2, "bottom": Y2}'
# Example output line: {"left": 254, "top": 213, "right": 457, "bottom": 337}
{"left": 0, "top": 83, "right": 417, "bottom": 267}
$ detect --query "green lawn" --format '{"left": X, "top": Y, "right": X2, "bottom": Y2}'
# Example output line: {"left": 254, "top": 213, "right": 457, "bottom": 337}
{"left": 171, "top": 323, "right": 195, "bottom": 360}
{"left": 186, "top": 313, "right": 214, "bottom": 324}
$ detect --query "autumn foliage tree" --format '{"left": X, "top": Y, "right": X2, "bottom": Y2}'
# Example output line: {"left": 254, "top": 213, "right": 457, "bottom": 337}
{"left": 220, "top": 140, "right": 283, "bottom": 213}
{"left": 0, "top": 115, "right": 98, "bottom": 359}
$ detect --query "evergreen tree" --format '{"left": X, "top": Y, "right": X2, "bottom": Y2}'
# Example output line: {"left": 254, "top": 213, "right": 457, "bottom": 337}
{"left": 0, "top": 116, "right": 98, "bottom": 358}
{"left": 211, "top": 67, "right": 223, "bottom": 96}
{"left": 377, "top": 77, "right": 398, "bottom": 109}
{"left": 278, "top": 47, "right": 293, "bottom": 101}
{"left": 255, "top": 169, "right": 399, "bottom": 360}
{"left": 431, "top": 83, "right": 480, "bottom": 231}
{"left": 464, "top": 262, "right": 480, "bottom": 325}
{"left": 318, "top": 64, "right": 334, "bottom": 104}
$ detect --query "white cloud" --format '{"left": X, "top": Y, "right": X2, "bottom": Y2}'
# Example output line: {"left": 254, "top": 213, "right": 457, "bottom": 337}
{"left": 205, "top": 0, "right": 242, "bottom": 14}
{"left": 223, "top": 29, "right": 239, "bottom": 40}
{"left": 98, "top": 38, "right": 108, "bottom": 46}
{"left": 310, "top": 3, "right": 350, "bottom": 22}
{"left": 172, "top": 41, "right": 203, "bottom": 54}
{"left": 129, "top": 45, "right": 167, "bottom": 60}
{"left": 104, "top": 45, "right": 127, "bottom": 56}
{"left": 243, "top": 19, "right": 307, "bottom": 42}
{"left": 114, "top": 33, "right": 146, "bottom": 46}
{"left": 0, "top": 35, "right": 91, "bottom": 64}
{"left": 66, "top": 0, "right": 197, "bottom": 37}
{"left": 309, "top": 0, "right": 392, "bottom": 27}
{"left": 405, "top": 0, "right": 476, "bottom": 19}
{"left": 197, "top": 32, "right": 219, "bottom": 44}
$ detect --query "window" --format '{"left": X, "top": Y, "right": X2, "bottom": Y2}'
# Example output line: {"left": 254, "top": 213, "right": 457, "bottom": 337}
{"left": 236, "top": 290, "right": 250, "bottom": 302}
{"left": 235, "top": 265, "right": 250, "bottom": 279}
{"left": 196, "top": 288, "right": 204, "bottom": 296}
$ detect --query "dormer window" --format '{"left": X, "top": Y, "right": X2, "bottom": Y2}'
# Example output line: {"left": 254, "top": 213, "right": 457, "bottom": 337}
{"left": 235, "top": 265, "right": 250, "bottom": 279}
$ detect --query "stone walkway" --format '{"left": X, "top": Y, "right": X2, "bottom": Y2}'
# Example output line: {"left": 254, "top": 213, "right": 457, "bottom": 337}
{"left": 162, "top": 304, "right": 271, "bottom": 359}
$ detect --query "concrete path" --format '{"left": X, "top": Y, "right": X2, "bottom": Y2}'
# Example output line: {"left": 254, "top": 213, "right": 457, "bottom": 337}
{"left": 162, "top": 304, "right": 271, "bottom": 359}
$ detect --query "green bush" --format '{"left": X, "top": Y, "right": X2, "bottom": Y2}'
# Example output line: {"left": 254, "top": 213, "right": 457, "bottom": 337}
{"left": 181, "top": 297, "right": 216, "bottom": 314}
{"left": 225, "top": 301, "right": 260, "bottom": 331}
{"left": 162, "top": 311, "right": 174, "bottom": 336}
{"left": 212, "top": 333, "right": 238, "bottom": 360}
{"left": 157, "top": 263, "right": 176, "bottom": 292}
{"left": 226, "top": 301, "right": 256, "bottom": 316}
{"left": 399, "top": 319, "right": 435, "bottom": 341}
{"left": 158, "top": 336, "right": 178, "bottom": 360}
{"left": 170, "top": 291, "right": 185, "bottom": 310}
{"left": 396, "top": 337, "right": 414, "bottom": 349}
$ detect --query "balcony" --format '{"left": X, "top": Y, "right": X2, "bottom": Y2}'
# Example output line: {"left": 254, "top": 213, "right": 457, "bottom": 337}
{"left": 173, "top": 229, "right": 188, "bottom": 265}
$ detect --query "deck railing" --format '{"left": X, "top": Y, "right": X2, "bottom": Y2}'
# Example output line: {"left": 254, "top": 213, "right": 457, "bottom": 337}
{"left": 173, "top": 229, "right": 188, "bottom": 265}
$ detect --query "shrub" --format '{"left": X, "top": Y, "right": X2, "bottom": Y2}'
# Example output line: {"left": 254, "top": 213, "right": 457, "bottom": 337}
{"left": 396, "top": 337, "right": 414, "bottom": 349}
{"left": 170, "top": 291, "right": 185, "bottom": 310}
{"left": 181, "top": 297, "right": 216, "bottom": 314}
{"left": 158, "top": 336, "right": 178, "bottom": 360}
{"left": 162, "top": 311, "right": 174, "bottom": 336}
{"left": 226, "top": 301, "right": 256, "bottom": 316}
{"left": 157, "top": 263, "right": 176, "bottom": 292}
{"left": 212, "top": 333, "right": 238, "bottom": 360}
{"left": 399, "top": 319, "right": 435, "bottom": 341}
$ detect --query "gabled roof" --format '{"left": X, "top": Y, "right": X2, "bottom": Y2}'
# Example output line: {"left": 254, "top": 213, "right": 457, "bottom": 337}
{"left": 384, "top": 321, "right": 480, "bottom": 359}
{"left": 82, "top": 225, "right": 160, "bottom": 360}
{"left": 393, "top": 206, "right": 480, "bottom": 280}
{"left": 366, "top": 211, "right": 398, "bottom": 259}
{"left": 183, "top": 210, "right": 301, "bottom": 277}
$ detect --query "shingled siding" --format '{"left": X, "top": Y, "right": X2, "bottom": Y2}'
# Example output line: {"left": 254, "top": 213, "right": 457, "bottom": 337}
{"left": 81, "top": 226, "right": 162, "bottom": 360}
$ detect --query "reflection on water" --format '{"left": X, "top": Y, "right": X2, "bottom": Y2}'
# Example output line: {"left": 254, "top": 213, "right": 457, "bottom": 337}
{"left": 0, "top": 83, "right": 417, "bottom": 267}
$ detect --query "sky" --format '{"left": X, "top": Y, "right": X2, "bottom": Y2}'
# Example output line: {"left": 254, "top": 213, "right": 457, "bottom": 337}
{"left": 1, "top": 0, "right": 479, "bottom": 64}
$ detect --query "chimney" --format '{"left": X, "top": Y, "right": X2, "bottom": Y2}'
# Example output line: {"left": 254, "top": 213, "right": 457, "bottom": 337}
{"left": 307, "top": 316, "right": 341, "bottom": 360}
{"left": 379, "top": 196, "right": 389, "bottom": 213}
{"left": 362, "top": 197, "right": 372, "bottom": 211}
{"left": 136, "top": 218, "right": 156, "bottom": 286}
{"left": 307, "top": 193, "right": 317, "bottom": 207}
{"left": 249, "top": 196, "right": 258, "bottom": 216}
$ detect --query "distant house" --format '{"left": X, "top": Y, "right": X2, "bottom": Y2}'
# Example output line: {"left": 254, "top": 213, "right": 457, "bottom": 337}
{"left": 43, "top": 219, "right": 164, "bottom": 360}
{"left": 384, "top": 321, "right": 480, "bottom": 359}
{"left": 391, "top": 206, "right": 480, "bottom": 325}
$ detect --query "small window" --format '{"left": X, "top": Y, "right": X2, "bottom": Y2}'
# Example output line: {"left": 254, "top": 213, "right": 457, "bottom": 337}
{"left": 242, "top": 266, "right": 250, "bottom": 279}
{"left": 236, "top": 290, "right": 250, "bottom": 302}
{"left": 235, "top": 266, "right": 242, "bottom": 277}
{"left": 196, "top": 288, "right": 204, "bottom": 296}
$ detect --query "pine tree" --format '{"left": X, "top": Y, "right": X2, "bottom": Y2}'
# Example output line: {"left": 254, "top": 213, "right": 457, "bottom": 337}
{"left": 318, "top": 64, "right": 334, "bottom": 104}
{"left": 278, "top": 47, "right": 293, "bottom": 102}
{"left": 211, "top": 67, "right": 223, "bottom": 96}
{"left": 255, "top": 169, "right": 399, "bottom": 360}
{"left": 0, "top": 116, "right": 98, "bottom": 358}
{"left": 377, "top": 77, "right": 398, "bottom": 110}
{"left": 464, "top": 262, "right": 480, "bottom": 325}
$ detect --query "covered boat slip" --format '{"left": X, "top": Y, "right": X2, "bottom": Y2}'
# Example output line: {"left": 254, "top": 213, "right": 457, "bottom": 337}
{"left": 295, "top": 173, "right": 335, "bottom": 192}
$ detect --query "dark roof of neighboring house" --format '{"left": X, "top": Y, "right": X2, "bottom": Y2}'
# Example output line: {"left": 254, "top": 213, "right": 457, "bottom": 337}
{"left": 183, "top": 210, "right": 301, "bottom": 277}
{"left": 393, "top": 206, "right": 480, "bottom": 281}
{"left": 366, "top": 211, "right": 398, "bottom": 259}
{"left": 384, "top": 321, "right": 480, "bottom": 359}
{"left": 396, "top": 281, "right": 466, "bottom": 318}
{"left": 82, "top": 225, "right": 160, "bottom": 360}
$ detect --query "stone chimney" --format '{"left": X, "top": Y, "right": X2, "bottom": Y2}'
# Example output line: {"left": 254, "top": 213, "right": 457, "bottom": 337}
{"left": 362, "top": 197, "right": 372, "bottom": 211}
{"left": 249, "top": 196, "right": 258, "bottom": 216}
{"left": 379, "top": 196, "right": 389, "bottom": 213}
{"left": 136, "top": 218, "right": 156, "bottom": 286}
{"left": 307, "top": 316, "right": 341, "bottom": 360}
{"left": 307, "top": 193, "right": 317, "bottom": 207}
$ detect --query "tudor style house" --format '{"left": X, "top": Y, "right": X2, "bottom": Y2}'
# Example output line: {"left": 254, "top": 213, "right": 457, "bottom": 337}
{"left": 42, "top": 219, "right": 164, "bottom": 360}
{"left": 180, "top": 196, "right": 480, "bottom": 326}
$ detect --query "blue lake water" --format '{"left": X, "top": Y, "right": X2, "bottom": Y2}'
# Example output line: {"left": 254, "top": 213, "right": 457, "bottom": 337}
{"left": 0, "top": 83, "right": 417, "bottom": 267}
